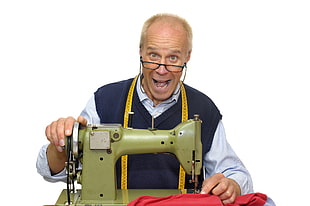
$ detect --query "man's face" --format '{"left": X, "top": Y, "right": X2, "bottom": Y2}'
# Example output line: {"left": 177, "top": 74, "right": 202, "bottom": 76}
{"left": 140, "top": 21, "right": 191, "bottom": 105}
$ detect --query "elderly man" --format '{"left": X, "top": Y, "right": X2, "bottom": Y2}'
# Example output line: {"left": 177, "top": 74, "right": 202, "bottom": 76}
{"left": 37, "top": 13, "right": 253, "bottom": 204}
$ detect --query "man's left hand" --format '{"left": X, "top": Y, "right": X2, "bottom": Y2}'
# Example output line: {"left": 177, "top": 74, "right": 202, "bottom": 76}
{"left": 200, "top": 173, "right": 241, "bottom": 204}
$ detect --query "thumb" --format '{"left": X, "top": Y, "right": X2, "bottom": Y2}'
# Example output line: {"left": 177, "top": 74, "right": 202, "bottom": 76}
{"left": 77, "top": 115, "right": 88, "bottom": 126}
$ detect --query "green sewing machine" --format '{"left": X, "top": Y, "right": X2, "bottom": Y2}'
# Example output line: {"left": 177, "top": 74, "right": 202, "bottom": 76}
{"left": 55, "top": 115, "right": 202, "bottom": 205}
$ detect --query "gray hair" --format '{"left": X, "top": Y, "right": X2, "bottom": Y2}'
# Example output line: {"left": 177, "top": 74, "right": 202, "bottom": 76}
{"left": 139, "top": 13, "right": 193, "bottom": 51}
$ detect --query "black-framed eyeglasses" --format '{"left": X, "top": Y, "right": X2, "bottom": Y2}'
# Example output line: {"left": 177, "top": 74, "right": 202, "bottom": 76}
{"left": 140, "top": 56, "right": 186, "bottom": 73}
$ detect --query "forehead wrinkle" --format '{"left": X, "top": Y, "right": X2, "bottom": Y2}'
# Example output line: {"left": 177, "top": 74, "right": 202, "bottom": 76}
{"left": 146, "top": 46, "right": 181, "bottom": 55}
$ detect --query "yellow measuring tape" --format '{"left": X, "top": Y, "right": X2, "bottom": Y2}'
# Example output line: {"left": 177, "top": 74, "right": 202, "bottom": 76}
{"left": 178, "top": 82, "right": 188, "bottom": 189}
{"left": 121, "top": 76, "right": 188, "bottom": 190}
{"left": 121, "top": 76, "right": 138, "bottom": 189}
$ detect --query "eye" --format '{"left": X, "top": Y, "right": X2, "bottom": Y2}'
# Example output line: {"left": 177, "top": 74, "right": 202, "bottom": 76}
{"left": 149, "top": 53, "right": 159, "bottom": 61}
{"left": 169, "top": 55, "right": 178, "bottom": 63}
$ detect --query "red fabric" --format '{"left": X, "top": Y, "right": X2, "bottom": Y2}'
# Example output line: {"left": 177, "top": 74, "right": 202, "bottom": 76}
{"left": 127, "top": 194, "right": 222, "bottom": 206}
{"left": 226, "top": 193, "right": 267, "bottom": 206}
{"left": 127, "top": 193, "right": 267, "bottom": 206}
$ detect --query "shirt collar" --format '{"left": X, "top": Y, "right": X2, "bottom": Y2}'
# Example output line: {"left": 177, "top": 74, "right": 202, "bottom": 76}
{"left": 136, "top": 74, "right": 181, "bottom": 106}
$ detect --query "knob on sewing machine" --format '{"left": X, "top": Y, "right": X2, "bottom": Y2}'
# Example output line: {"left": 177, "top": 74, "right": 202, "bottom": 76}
{"left": 56, "top": 115, "right": 202, "bottom": 205}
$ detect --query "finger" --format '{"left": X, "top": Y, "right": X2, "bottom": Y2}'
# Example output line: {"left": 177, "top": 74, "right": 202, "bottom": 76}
{"left": 63, "top": 116, "right": 76, "bottom": 137}
{"left": 45, "top": 124, "right": 52, "bottom": 143}
{"left": 201, "top": 173, "right": 224, "bottom": 194}
{"left": 56, "top": 118, "right": 66, "bottom": 146}
{"left": 48, "top": 120, "right": 60, "bottom": 146}
{"left": 221, "top": 191, "right": 237, "bottom": 205}
{"left": 211, "top": 178, "right": 229, "bottom": 196}
{"left": 77, "top": 115, "right": 87, "bottom": 126}
{"left": 220, "top": 184, "right": 237, "bottom": 204}
{"left": 216, "top": 179, "right": 240, "bottom": 204}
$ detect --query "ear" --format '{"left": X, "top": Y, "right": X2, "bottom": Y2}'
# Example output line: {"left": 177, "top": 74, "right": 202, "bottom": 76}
{"left": 186, "top": 49, "right": 192, "bottom": 62}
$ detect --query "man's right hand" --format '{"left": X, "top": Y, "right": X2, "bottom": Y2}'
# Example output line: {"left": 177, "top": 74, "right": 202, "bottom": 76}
{"left": 45, "top": 116, "right": 87, "bottom": 174}
{"left": 45, "top": 116, "right": 87, "bottom": 152}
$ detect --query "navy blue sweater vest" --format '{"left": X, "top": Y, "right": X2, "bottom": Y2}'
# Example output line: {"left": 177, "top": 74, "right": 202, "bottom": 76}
{"left": 94, "top": 78, "right": 222, "bottom": 189}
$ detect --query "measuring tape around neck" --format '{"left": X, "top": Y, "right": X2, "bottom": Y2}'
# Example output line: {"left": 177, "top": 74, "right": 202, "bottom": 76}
{"left": 121, "top": 76, "right": 188, "bottom": 190}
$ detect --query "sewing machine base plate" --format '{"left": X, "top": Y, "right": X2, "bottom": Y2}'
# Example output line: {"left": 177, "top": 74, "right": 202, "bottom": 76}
{"left": 55, "top": 189, "right": 185, "bottom": 205}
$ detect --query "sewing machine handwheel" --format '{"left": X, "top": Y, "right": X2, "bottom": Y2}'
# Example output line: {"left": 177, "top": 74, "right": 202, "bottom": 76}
{"left": 72, "top": 122, "right": 79, "bottom": 159}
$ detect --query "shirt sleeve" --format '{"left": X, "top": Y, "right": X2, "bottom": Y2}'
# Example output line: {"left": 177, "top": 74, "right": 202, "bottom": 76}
{"left": 203, "top": 120, "right": 254, "bottom": 195}
{"left": 36, "top": 144, "right": 67, "bottom": 182}
{"left": 80, "top": 95, "right": 101, "bottom": 124}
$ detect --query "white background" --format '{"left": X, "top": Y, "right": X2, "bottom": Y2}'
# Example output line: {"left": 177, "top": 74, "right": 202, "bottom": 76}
{"left": 0, "top": 1, "right": 309, "bottom": 205}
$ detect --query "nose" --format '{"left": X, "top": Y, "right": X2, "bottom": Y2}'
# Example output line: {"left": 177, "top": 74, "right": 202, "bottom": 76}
{"left": 156, "top": 64, "right": 169, "bottom": 74}
{"left": 156, "top": 60, "right": 169, "bottom": 74}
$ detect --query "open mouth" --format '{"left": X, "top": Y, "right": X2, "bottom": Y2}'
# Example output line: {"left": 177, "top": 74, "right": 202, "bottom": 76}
{"left": 153, "top": 78, "right": 171, "bottom": 89}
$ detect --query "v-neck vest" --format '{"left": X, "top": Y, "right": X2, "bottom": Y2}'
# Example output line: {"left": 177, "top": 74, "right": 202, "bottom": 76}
{"left": 94, "top": 78, "right": 222, "bottom": 189}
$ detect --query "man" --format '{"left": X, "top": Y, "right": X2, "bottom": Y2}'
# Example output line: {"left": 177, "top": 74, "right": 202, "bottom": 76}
{"left": 37, "top": 13, "right": 253, "bottom": 204}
